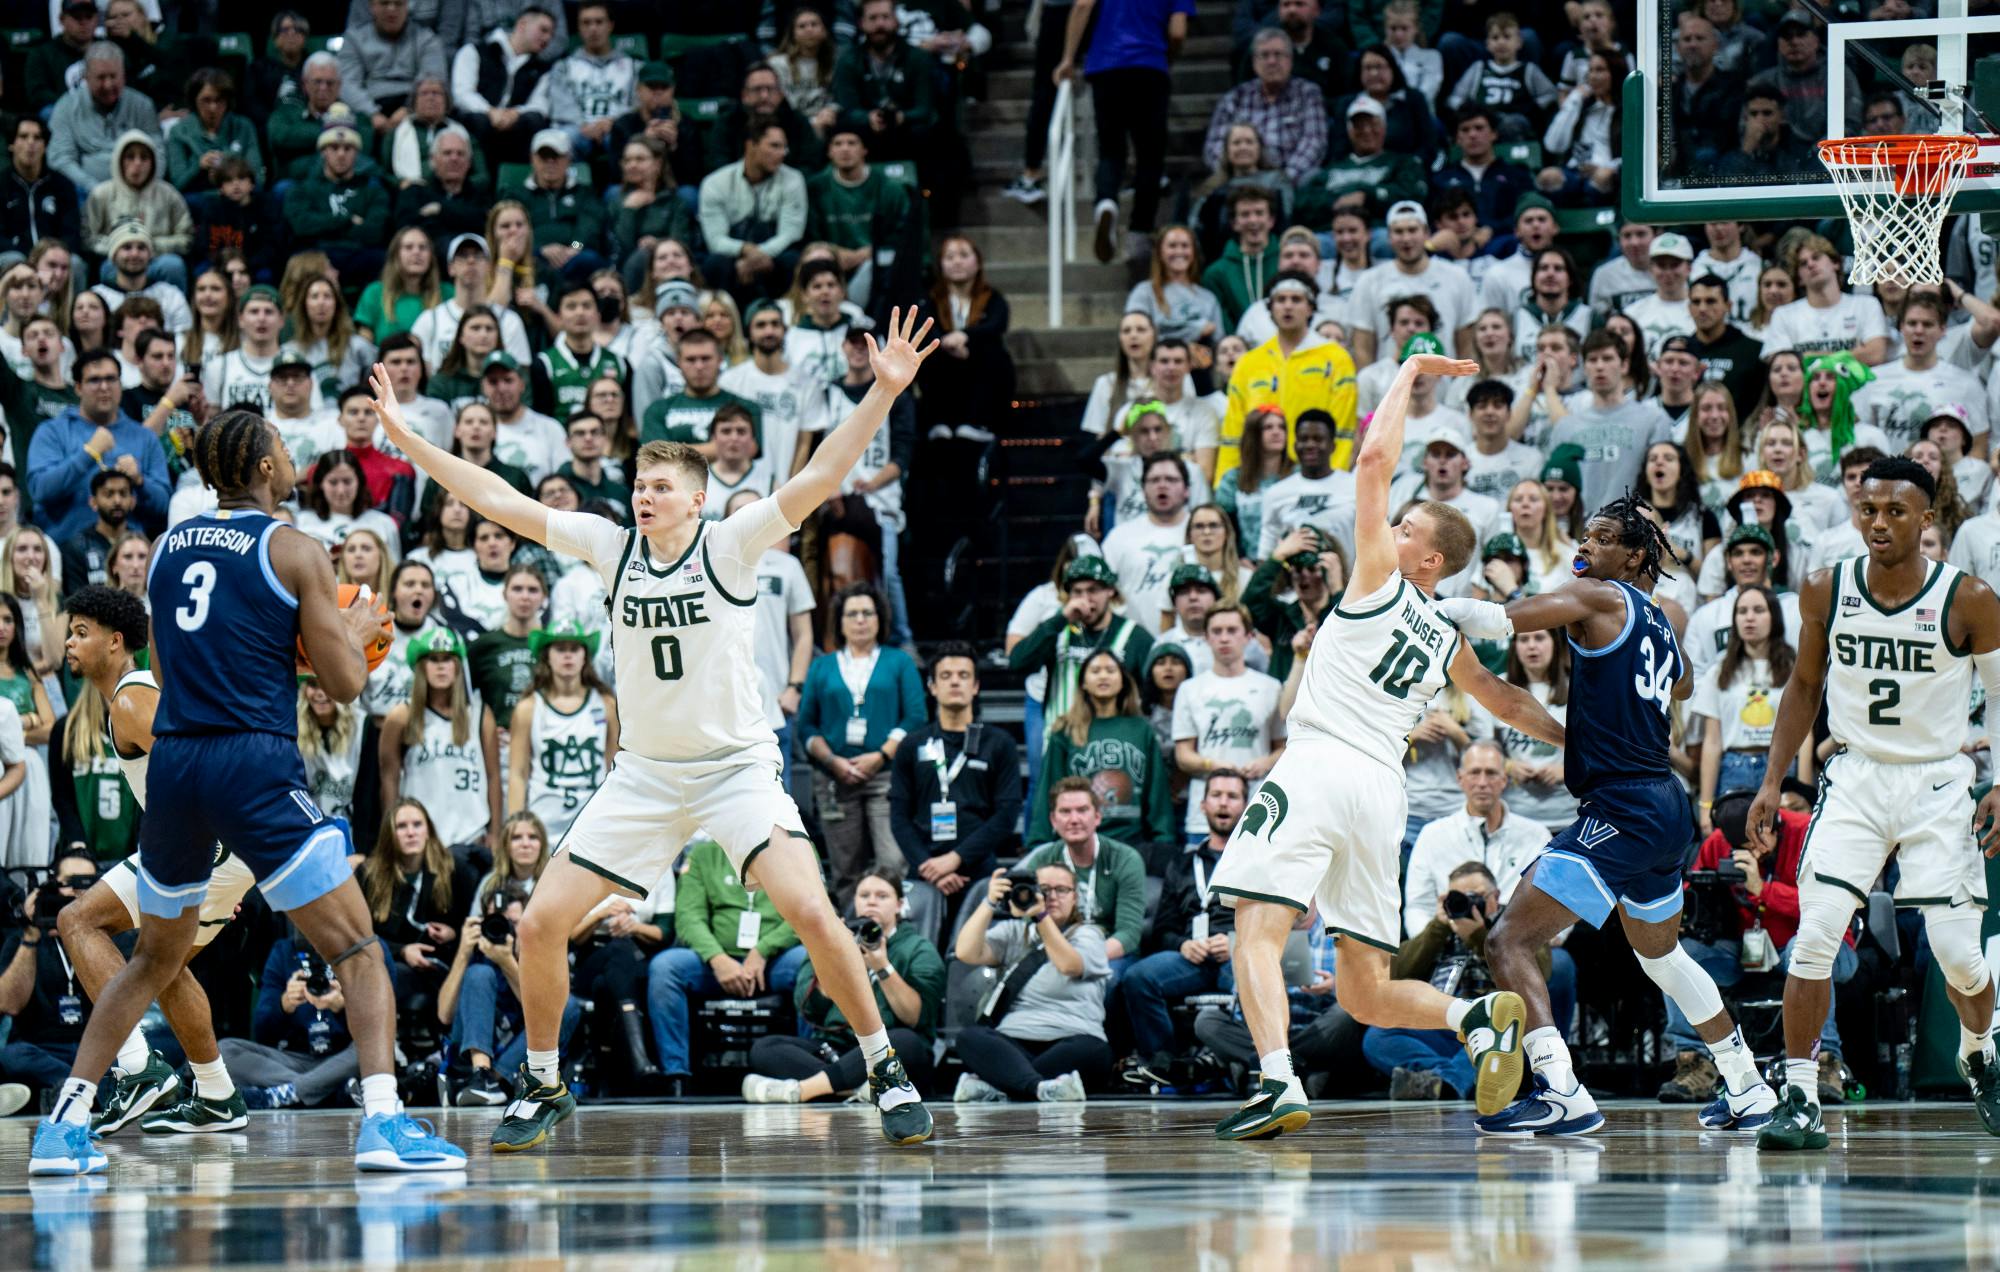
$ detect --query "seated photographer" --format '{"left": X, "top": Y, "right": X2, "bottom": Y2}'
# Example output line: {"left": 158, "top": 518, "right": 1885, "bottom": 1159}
{"left": 569, "top": 860, "right": 676, "bottom": 1087}
{"left": 1017, "top": 777, "right": 1148, "bottom": 986}
{"left": 1119, "top": 770, "right": 1247, "bottom": 1087}
{"left": 0, "top": 856, "right": 101, "bottom": 1113}
{"left": 646, "top": 836, "right": 808, "bottom": 1096}
{"left": 217, "top": 926, "right": 383, "bottom": 1110}
{"left": 1192, "top": 914, "right": 1365, "bottom": 1095}
{"left": 1363, "top": 863, "right": 1550, "bottom": 1100}
{"left": 1658, "top": 787, "right": 1857, "bottom": 1106}
{"left": 741, "top": 867, "right": 947, "bottom": 1103}
{"left": 439, "top": 884, "right": 585, "bottom": 1106}
{"left": 952, "top": 863, "right": 1113, "bottom": 1102}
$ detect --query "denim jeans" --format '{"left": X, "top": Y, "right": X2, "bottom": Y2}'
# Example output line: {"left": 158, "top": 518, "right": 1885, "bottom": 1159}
{"left": 645, "top": 943, "right": 808, "bottom": 1075}
{"left": 1121, "top": 948, "right": 1236, "bottom": 1058}
{"left": 1717, "top": 750, "right": 1768, "bottom": 798}
{"left": 450, "top": 960, "right": 583, "bottom": 1073}
{"left": 1663, "top": 934, "right": 1856, "bottom": 1057}
{"left": 1362, "top": 1025, "right": 1476, "bottom": 1097}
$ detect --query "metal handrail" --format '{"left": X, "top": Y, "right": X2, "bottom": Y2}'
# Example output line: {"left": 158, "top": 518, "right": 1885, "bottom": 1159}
{"left": 1046, "top": 77, "right": 1076, "bottom": 328}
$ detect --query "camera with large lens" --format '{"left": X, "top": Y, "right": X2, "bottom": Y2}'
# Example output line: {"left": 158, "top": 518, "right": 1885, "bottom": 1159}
{"left": 1006, "top": 873, "right": 1041, "bottom": 914}
{"left": 1683, "top": 860, "right": 1748, "bottom": 945}
{"left": 848, "top": 917, "right": 884, "bottom": 950}
{"left": 1444, "top": 890, "right": 1482, "bottom": 922}
{"left": 30, "top": 879, "right": 73, "bottom": 931}
{"left": 296, "top": 951, "right": 333, "bottom": 996}
{"left": 481, "top": 910, "right": 515, "bottom": 945}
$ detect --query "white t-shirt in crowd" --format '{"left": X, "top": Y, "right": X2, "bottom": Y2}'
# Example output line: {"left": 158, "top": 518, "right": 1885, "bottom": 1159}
{"left": 1588, "top": 254, "right": 1654, "bottom": 317}
{"left": 1103, "top": 510, "right": 1191, "bottom": 636}
{"left": 1621, "top": 294, "right": 1694, "bottom": 357}
{"left": 409, "top": 296, "right": 533, "bottom": 372}
{"left": 1171, "top": 665, "right": 1285, "bottom": 831}
{"left": 1257, "top": 470, "right": 1358, "bottom": 559}
{"left": 1853, "top": 357, "right": 1989, "bottom": 451}
{"left": 1349, "top": 257, "right": 1476, "bottom": 361}
{"left": 752, "top": 548, "right": 815, "bottom": 730}
{"left": 1684, "top": 586, "right": 1804, "bottom": 676}
{"left": 719, "top": 358, "right": 831, "bottom": 481}
{"left": 1691, "top": 657, "right": 1785, "bottom": 756}
{"left": 1758, "top": 292, "right": 1888, "bottom": 359}
{"left": 492, "top": 409, "right": 569, "bottom": 482}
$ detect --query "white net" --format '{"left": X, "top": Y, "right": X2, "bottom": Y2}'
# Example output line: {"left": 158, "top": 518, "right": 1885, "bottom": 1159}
{"left": 1818, "top": 135, "right": 1979, "bottom": 287}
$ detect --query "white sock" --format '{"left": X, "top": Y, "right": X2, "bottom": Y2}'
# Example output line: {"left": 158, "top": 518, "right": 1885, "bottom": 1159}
{"left": 359, "top": 1072, "right": 399, "bottom": 1120}
{"left": 1785, "top": 1057, "right": 1820, "bottom": 1100}
{"left": 1961, "top": 1022, "right": 1996, "bottom": 1062}
{"left": 526, "top": 1048, "right": 561, "bottom": 1089}
{"left": 1260, "top": 1049, "right": 1297, "bottom": 1087}
{"left": 1708, "top": 1027, "right": 1761, "bottom": 1094}
{"left": 115, "top": 1026, "right": 149, "bottom": 1077}
{"left": 190, "top": 1057, "right": 234, "bottom": 1100}
{"left": 858, "top": 1029, "right": 892, "bottom": 1070}
{"left": 1444, "top": 998, "right": 1472, "bottom": 1033}
{"left": 50, "top": 1077, "right": 95, "bottom": 1127}
{"left": 1525, "top": 1027, "right": 1575, "bottom": 1093}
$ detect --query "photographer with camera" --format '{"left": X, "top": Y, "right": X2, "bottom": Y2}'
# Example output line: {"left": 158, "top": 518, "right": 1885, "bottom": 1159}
{"left": 438, "top": 885, "right": 585, "bottom": 1106}
{"left": 216, "top": 925, "right": 381, "bottom": 1110}
{"left": 0, "top": 854, "right": 100, "bottom": 1113}
{"left": 952, "top": 861, "right": 1113, "bottom": 1102}
{"left": 1657, "top": 787, "right": 1857, "bottom": 1105}
{"left": 1363, "top": 862, "right": 1550, "bottom": 1100}
{"left": 741, "top": 867, "right": 947, "bottom": 1103}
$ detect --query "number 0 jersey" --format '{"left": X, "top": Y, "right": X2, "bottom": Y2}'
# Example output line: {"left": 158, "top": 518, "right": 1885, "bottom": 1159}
{"left": 545, "top": 501, "right": 798, "bottom": 764}
{"left": 1825, "top": 557, "right": 1973, "bottom": 764}
{"left": 1564, "top": 579, "right": 1683, "bottom": 796}
{"left": 1289, "top": 572, "right": 1461, "bottom": 769}
{"left": 147, "top": 509, "right": 299, "bottom": 737}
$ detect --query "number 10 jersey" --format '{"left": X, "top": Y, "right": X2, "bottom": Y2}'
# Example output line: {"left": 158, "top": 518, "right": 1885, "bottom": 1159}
{"left": 1824, "top": 557, "right": 1973, "bottom": 764}
{"left": 1289, "top": 572, "right": 1461, "bottom": 770}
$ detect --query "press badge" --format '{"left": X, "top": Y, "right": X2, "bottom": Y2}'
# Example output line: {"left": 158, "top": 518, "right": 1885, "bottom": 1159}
{"left": 57, "top": 994, "right": 83, "bottom": 1026}
{"left": 845, "top": 716, "right": 868, "bottom": 747}
{"left": 1191, "top": 913, "right": 1210, "bottom": 944}
{"left": 930, "top": 801, "right": 958, "bottom": 842}
{"left": 737, "top": 910, "right": 763, "bottom": 950}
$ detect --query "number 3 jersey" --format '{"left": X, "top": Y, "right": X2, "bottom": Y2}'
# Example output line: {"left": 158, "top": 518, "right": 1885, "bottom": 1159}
{"left": 1290, "top": 572, "right": 1461, "bottom": 768}
{"left": 1825, "top": 557, "right": 1973, "bottom": 763}
{"left": 545, "top": 501, "right": 798, "bottom": 764}
{"left": 1564, "top": 578, "right": 1683, "bottom": 795}
{"left": 147, "top": 509, "right": 300, "bottom": 738}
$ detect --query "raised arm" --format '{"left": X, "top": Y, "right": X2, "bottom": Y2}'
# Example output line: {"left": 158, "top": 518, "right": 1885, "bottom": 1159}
{"left": 1747, "top": 569, "right": 1833, "bottom": 850}
{"left": 775, "top": 308, "right": 937, "bottom": 527}
{"left": 1447, "top": 641, "right": 1565, "bottom": 750}
{"left": 1349, "top": 352, "right": 1479, "bottom": 597}
{"left": 367, "top": 363, "right": 551, "bottom": 545}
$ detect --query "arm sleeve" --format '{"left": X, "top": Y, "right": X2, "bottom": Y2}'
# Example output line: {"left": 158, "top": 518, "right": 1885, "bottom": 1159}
{"left": 547, "top": 61, "right": 582, "bottom": 126}
{"left": 762, "top": 170, "right": 808, "bottom": 257}
{"left": 1006, "top": 611, "right": 1066, "bottom": 673}
{"left": 336, "top": 39, "right": 374, "bottom": 116}
{"left": 26, "top": 422, "right": 93, "bottom": 524}
{"left": 896, "top": 936, "right": 948, "bottom": 1033}
{"left": 450, "top": 45, "right": 493, "bottom": 114}
{"left": 698, "top": 172, "right": 743, "bottom": 257}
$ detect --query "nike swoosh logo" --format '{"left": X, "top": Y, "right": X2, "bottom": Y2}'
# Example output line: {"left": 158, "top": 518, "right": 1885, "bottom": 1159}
{"left": 1935, "top": 781, "right": 1957, "bottom": 791}
{"left": 1234, "top": 1113, "right": 1272, "bottom": 1130}
{"left": 503, "top": 1101, "right": 542, "bottom": 1120}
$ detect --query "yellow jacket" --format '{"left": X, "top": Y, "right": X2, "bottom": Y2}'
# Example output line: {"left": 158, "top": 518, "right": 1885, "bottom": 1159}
{"left": 1218, "top": 331, "right": 1359, "bottom": 478}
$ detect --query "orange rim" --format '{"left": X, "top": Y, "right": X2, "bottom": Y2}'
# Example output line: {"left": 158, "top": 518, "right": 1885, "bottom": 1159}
{"left": 1819, "top": 133, "right": 1980, "bottom": 196}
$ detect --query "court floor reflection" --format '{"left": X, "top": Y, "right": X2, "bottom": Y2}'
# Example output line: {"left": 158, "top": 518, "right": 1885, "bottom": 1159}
{"left": 8, "top": 1100, "right": 2000, "bottom": 1269}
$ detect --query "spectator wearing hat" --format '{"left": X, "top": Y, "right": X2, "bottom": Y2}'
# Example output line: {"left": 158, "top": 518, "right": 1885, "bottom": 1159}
{"left": 515, "top": 128, "right": 608, "bottom": 285}
{"left": 1199, "top": 186, "right": 1283, "bottom": 332}
{"left": 807, "top": 125, "right": 916, "bottom": 314}
{"left": 1668, "top": 11, "right": 1745, "bottom": 176}
{"left": 832, "top": 0, "right": 940, "bottom": 167}
{"left": 27, "top": 347, "right": 166, "bottom": 543}
{"left": 1428, "top": 109, "right": 1533, "bottom": 237}
{"left": 1922, "top": 406, "right": 1993, "bottom": 513}
{"left": 1346, "top": 199, "right": 1476, "bottom": 366}
{"left": 1204, "top": 27, "right": 1327, "bottom": 190}
{"left": 84, "top": 129, "right": 188, "bottom": 290}
{"left": 699, "top": 116, "right": 809, "bottom": 306}
{"left": 637, "top": 329, "right": 761, "bottom": 453}
{"left": 1684, "top": 519, "right": 1804, "bottom": 675}
{"left": 1394, "top": 428, "right": 1502, "bottom": 548}
{"left": 394, "top": 128, "right": 489, "bottom": 246}
{"left": 269, "top": 54, "right": 376, "bottom": 180}
{"left": 48, "top": 41, "right": 160, "bottom": 197}
{"left": 339, "top": 0, "right": 450, "bottom": 138}
{"left": 479, "top": 351, "right": 568, "bottom": 483}
{"left": 88, "top": 221, "right": 191, "bottom": 333}
{"left": 1475, "top": 193, "right": 1559, "bottom": 313}
{"left": 0, "top": 119, "right": 80, "bottom": 269}
{"left": 1645, "top": 335, "right": 1706, "bottom": 430}
{"left": 1853, "top": 291, "right": 1988, "bottom": 453}
{"left": 266, "top": 349, "right": 345, "bottom": 474}
{"left": 1717, "top": 85, "right": 1820, "bottom": 182}
{"left": 609, "top": 62, "right": 707, "bottom": 196}
{"left": 27, "top": 3, "right": 99, "bottom": 110}
{"left": 1010, "top": 550, "right": 1157, "bottom": 738}
{"left": 1794, "top": 351, "right": 1894, "bottom": 496}
{"left": 205, "top": 285, "right": 314, "bottom": 417}
{"left": 1156, "top": 560, "right": 1221, "bottom": 673}
{"left": 1687, "top": 272, "right": 1768, "bottom": 420}
{"left": 1748, "top": 9, "right": 1861, "bottom": 146}
{"left": 546, "top": 1, "right": 636, "bottom": 161}
{"left": 450, "top": 6, "right": 556, "bottom": 164}
{"left": 284, "top": 116, "right": 392, "bottom": 280}
{"left": 1292, "top": 95, "right": 1427, "bottom": 234}
{"left": 1547, "top": 328, "right": 1675, "bottom": 513}
{"left": 409, "top": 236, "right": 532, "bottom": 373}
{"left": 1621, "top": 232, "right": 1698, "bottom": 359}
{"left": 1219, "top": 273, "right": 1357, "bottom": 481}
{"left": 630, "top": 279, "right": 701, "bottom": 405}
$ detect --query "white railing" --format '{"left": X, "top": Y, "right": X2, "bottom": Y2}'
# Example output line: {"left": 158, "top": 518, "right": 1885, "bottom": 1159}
{"left": 1046, "top": 77, "right": 1077, "bottom": 328}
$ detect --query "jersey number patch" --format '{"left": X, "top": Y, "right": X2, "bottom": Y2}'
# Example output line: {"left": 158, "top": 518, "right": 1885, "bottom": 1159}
{"left": 1633, "top": 635, "right": 1674, "bottom": 716}
{"left": 176, "top": 562, "right": 217, "bottom": 632}
{"left": 1868, "top": 678, "right": 1902, "bottom": 726}
{"left": 650, "top": 635, "right": 684, "bottom": 682}
{"left": 1367, "top": 629, "right": 1431, "bottom": 700}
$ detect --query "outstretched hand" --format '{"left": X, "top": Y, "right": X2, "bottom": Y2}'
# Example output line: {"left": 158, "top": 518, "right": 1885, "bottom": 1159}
{"left": 365, "top": 363, "right": 415, "bottom": 450}
{"left": 866, "top": 306, "right": 940, "bottom": 392}
{"left": 1403, "top": 354, "right": 1481, "bottom": 378}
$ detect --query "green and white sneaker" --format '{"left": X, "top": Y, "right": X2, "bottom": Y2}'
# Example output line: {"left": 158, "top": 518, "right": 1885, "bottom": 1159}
{"left": 491, "top": 1067, "right": 577, "bottom": 1153}
{"left": 142, "top": 1088, "right": 248, "bottom": 1134}
{"left": 1961, "top": 1049, "right": 2000, "bottom": 1136}
{"left": 1214, "top": 1077, "right": 1309, "bottom": 1141}
{"left": 93, "top": 1052, "right": 181, "bottom": 1135}
{"left": 1756, "top": 1083, "right": 1829, "bottom": 1152}
{"left": 1458, "top": 990, "right": 1526, "bottom": 1116}
{"left": 869, "top": 1053, "right": 933, "bottom": 1145}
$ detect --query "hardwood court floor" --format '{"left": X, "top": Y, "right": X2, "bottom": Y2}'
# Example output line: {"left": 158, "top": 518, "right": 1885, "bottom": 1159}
{"left": 7, "top": 1099, "right": 2000, "bottom": 1269}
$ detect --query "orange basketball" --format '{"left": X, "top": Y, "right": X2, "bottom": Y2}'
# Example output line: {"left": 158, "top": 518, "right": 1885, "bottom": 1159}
{"left": 297, "top": 583, "right": 393, "bottom": 675}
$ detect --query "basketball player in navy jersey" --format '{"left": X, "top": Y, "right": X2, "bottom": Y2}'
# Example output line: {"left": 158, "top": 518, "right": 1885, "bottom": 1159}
{"left": 1442, "top": 495, "right": 1780, "bottom": 1135}
{"left": 30, "top": 410, "right": 465, "bottom": 1176}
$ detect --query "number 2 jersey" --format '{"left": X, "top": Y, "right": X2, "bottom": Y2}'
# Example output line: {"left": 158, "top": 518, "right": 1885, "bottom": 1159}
{"left": 544, "top": 500, "right": 798, "bottom": 763}
{"left": 1825, "top": 556, "right": 1973, "bottom": 763}
{"left": 1289, "top": 571, "right": 1461, "bottom": 769}
{"left": 1564, "top": 579, "right": 1684, "bottom": 796}
{"left": 147, "top": 509, "right": 299, "bottom": 738}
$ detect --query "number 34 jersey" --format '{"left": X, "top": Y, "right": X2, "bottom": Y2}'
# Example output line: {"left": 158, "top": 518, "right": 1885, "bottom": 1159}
{"left": 1290, "top": 572, "right": 1461, "bottom": 770}
{"left": 1563, "top": 579, "right": 1683, "bottom": 796}
{"left": 545, "top": 502, "right": 799, "bottom": 764}
{"left": 1825, "top": 557, "right": 1973, "bottom": 764}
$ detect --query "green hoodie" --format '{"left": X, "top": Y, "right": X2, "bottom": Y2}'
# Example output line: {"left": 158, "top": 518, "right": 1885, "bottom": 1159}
{"left": 283, "top": 163, "right": 391, "bottom": 251}
{"left": 1031, "top": 715, "right": 1177, "bottom": 852}
{"left": 794, "top": 923, "right": 948, "bottom": 1045}
{"left": 1199, "top": 237, "right": 1283, "bottom": 330}
{"left": 674, "top": 838, "right": 799, "bottom": 962}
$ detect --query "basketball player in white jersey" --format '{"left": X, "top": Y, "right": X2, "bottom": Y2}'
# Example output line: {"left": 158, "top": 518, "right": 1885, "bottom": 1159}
{"left": 54, "top": 585, "right": 254, "bottom": 1135}
{"left": 363, "top": 309, "right": 942, "bottom": 1151}
{"left": 1749, "top": 456, "right": 2000, "bottom": 1150}
{"left": 1209, "top": 352, "right": 1570, "bottom": 1141}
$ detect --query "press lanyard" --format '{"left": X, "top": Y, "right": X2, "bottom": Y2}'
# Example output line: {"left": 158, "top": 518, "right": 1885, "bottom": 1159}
{"left": 929, "top": 725, "right": 979, "bottom": 794}
{"left": 54, "top": 940, "right": 74, "bottom": 997}
{"left": 1191, "top": 853, "right": 1211, "bottom": 908}
{"left": 1063, "top": 843, "right": 1096, "bottom": 920}
{"left": 838, "top": 647, "right": 878, "bottom": 712}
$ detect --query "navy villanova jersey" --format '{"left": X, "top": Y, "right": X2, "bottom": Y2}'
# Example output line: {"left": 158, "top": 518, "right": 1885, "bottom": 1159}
{"left": 1564, "top": 579, "right": 1684, "bottom": 796}
{"left": 148, "top": 509, "right": 300, "bottom": 737}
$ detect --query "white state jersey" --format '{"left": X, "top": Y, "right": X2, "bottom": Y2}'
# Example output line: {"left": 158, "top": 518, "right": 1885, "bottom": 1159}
{"left": 400, "top": 707, "right": 489, "bottom": 847}
{"left": 1825, "top": 557, "right": 1974, "bottom": 763}
{"left": 1289, "top": 572, "right": 1462, "bottom": 770}
{"left": 545, "top": 501, "right": 799, "bottom": 764}
{"left": 111, "top": 668, "right": 156, "bottom": 806}
{"left": 525, "top": 689, "right": 610, "bottom": 835}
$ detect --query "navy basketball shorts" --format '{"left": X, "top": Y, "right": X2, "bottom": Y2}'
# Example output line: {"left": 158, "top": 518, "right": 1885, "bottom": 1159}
{"left": 1528, "top": 776, "right": 1696, "bottom": 928}
{"left": 136, "top": 733, "right": 352, "bottom": 920}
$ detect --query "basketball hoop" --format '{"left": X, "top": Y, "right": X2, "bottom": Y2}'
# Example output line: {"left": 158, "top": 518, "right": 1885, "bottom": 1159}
{"left": 1818, "top": 133, "right": 1980, "bottom": 287}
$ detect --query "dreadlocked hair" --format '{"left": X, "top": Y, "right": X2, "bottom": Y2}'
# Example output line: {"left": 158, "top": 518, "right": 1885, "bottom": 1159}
{"left": 1592, "top": 489, "right": 1677, "bottom": 583}
{"left": 191, "top": 408, "right": 273, "bottom": 493}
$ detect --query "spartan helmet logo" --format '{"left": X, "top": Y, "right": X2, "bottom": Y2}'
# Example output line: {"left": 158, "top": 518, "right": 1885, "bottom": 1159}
{"left": 1239, "top": 782, "right": 1289, "bottom": 840}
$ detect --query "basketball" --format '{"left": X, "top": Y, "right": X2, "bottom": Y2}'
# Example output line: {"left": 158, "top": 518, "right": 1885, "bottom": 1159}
{"left": 296, "top": 583, "right": 392, "bottom": 674}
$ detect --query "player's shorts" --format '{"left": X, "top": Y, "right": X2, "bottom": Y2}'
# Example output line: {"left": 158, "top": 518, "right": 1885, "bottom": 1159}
{"left": 1802, "top": 749, "right": 1986, "bottom": 910}
{"left": 136, "top": 732, "right": 351, "bottom": 920}
{"left": 1529, "top": 775, "right": 1695, "bottom": 929}
{"left": 103, "top": 851, "right": 255, "bottom": 948}
{"left": 1208, "top": 738, "right": 1406, "bottom": 953}
{"left": 552, "top": 741, "right": 807, "bottom": 899}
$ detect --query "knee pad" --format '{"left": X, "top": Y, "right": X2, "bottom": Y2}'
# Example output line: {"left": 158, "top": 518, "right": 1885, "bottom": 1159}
{"left": 1637, "top": 945, "right": 1725, "bottom": 1024}
{"left": 1786, "top": 877, "right": 1857, "bottom": 981}
{"left": 1923, "top": 905, "right": 1993, "bottom": 997}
